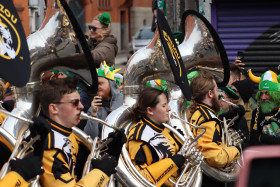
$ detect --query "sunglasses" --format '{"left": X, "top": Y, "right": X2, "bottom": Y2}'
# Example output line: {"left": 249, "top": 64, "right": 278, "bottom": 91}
{"left": 55, "top": 99, "right": 81, "bottom": 107}
{"left": 88, "top": 25, "right": 104, "bottom": 32}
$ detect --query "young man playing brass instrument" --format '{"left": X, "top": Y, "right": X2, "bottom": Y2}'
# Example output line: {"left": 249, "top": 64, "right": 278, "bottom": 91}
{"left": 188, "top": 71, "right": 240, "bottom": 187}
{"left": 38, "top": 77, "right": 126, "bottom": 187}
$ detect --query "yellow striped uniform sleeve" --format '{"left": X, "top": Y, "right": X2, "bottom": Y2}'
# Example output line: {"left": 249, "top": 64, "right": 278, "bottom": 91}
{"left": 40, "top": 149, "right": 110, "bottom": 187}
{"left": 196, "top": 121, "right": 240, "bottom": 168}
{"left": 0, "top": 171, "right": 28, "bottom": 187}
{"left": 127, "top": 140, "right": 179, "bottom": 187}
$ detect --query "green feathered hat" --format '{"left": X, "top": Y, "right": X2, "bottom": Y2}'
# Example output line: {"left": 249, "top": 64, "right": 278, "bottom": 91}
{"left": 187, "top": 71, "right": 199, "bottom": 84}
{"left": 217, "top": 86, "right": 239, "bottom": 100}
{"left": 96, "top": 61, "right": 121, "bottom": 82}
{"left": 146, "top": 79, "right": 168, "bottom": 91}
{"left": 99, "top": 12, "right": 111, "bottom": 25}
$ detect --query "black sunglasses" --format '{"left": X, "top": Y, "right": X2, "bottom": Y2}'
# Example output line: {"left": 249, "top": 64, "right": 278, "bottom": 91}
{"left": 55, "top": 99, "right": 81, "bottom": 107}
{"left": 88, "top": 25, "right": 104, "bottom": 32}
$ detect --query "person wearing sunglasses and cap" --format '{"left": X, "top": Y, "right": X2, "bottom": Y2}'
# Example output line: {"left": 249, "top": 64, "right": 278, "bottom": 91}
{"left": 38, "top": 77, "right": 126, "bottom": 187}
{"left": 87, "top": 12, "right": 118, "bottom": 67}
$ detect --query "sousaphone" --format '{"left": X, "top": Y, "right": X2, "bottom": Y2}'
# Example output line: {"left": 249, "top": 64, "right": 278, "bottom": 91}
{"left": 0, "top": 0, "right": 98, "bottom": 184}
{"left": 102, "top": 9, "right": 234, "bottom": 186}
{"left": 178, "top": 10, "right": 239, "bottom": 183}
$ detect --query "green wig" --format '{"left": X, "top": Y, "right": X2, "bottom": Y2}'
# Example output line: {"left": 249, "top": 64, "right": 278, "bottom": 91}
{"left": 256, "top": 90, "right": 280, "bottom": 105}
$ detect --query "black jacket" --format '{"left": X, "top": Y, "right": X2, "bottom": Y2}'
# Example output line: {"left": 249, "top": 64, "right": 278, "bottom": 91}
{"left": 250, "top": 107, "right": 280, "bottom": 145}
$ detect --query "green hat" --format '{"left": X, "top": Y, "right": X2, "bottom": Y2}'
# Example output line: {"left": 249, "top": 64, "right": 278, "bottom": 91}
{"left": 187, "top": 71, "right": 199, "bottom": 84}
{"left": 146, "top": 79, "right": 168, "bottom": 91}
{"left": 259, "top": 71, "right": 280, "bottom": 91}
{"left": 217, "top": 86, "right": 239, "bottom": 100}
{"left": 99, "top": 12, "right": 111, "bottom": 25}
{"left": 51, "top": 70, "right": 74, "bottom": 79}
{"left": 249, "top": 69, "right": 280, "bottom": 91}
{"left": 96, "top": 61, "right": 121, "bottom": 81}
{"left": 60, "top": 70, "right": 74, "bottom": 77}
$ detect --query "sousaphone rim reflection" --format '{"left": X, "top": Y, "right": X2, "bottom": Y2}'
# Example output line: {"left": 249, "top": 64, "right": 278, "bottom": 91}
{"left": 180, "top": 10, "right": 240, "bottom": 182}
{"left": 180, "top": 9, "right": 230, "bottom": 87}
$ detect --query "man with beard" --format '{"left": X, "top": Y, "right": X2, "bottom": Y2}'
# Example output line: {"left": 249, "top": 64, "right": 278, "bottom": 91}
{"left": 188, "top": 71, "right": 240, "bottom": 187}
{"left": 84, "top": 61, "right": 123, "bottom": 139}
{"left": 249, "top": 70, "right": 280, "bottom": 145}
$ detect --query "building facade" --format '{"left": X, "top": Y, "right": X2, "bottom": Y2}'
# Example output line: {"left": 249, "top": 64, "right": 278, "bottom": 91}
{"left": 14, "top": 0, "right": 153, "bottom": 52}
{"left": 16, "top": 0, "right": 280, "bottom": 76}
{"left": 12, "top": 0, "right": 30, "bottom": 36}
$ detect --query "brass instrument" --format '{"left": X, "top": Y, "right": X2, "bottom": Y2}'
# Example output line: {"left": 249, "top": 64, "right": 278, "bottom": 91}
{"left": 79, "top": 111, "right": 118, "bottom": 173}
{"left": 103, "top": 104, "right": 203, "bottom": 187}
{"left": 218, "top": 95, "right": 245, "bottom": 147}
{"left": 80, "top": 112, "right": 120, "bottom": 131}
{"left": 0, "top": 0, "right": 97, "bottom": 186}
{"left": 100, "top": 8, "right": 233, "bottom": 186}
{"left": 0, "top": 108, "right": 40, "bottom": 186}
{"left": 168, "top": 112, "right": 205, "bottom": 187}
{"left": 178, "top": 10, "right": 241, "bottom": 183}
{"left": 219, "top": 94, "right": 239, "bottom": 108}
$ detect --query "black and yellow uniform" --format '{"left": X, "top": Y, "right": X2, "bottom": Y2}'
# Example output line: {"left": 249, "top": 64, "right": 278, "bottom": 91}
{"left": 40, "top": 119, "right": 109, "bottom": 187}
{"left": 0, "top": 112, "right": 6, "bottom": 125}
{"left": 0, "top": 171, "right": 28, "bottom": 187}
{"left": 189, "top": 102, "right": 240, "bottom": 168}
{"left": 126, "top": 117, "right": 182, "bottom": 187}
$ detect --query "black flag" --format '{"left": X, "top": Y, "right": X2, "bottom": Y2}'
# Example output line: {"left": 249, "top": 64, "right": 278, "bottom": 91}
{"left": 157, "top": 9, "right": 191, "bottom": 100}
{"left": 59, "top": 0, "right": 98, "bottom": 93}
{"left": 0, "top": 2, "right": 31, "bottom": 87}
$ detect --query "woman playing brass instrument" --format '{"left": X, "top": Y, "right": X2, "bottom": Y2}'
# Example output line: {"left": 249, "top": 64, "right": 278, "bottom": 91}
{"left": 126, "top": 87, "right": 185, "bottom": 187}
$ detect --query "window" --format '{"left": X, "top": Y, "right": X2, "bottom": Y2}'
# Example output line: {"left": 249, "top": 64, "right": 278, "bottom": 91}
{"left": 99, "top": 0, "right": 111, "bottom": 10}
{"left": 68, "top": 0, "right": 85, "bottom": 32}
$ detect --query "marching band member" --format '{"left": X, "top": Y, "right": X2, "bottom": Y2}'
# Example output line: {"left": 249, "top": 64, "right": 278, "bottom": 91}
{"left": 127, "top": 87, "right": 185, "bottom": 187}
{"left": 38, "top": 77, "right": 125, "bottom": 187}
{"left": 187, "top": 71, "right": 240, "bottom": 187}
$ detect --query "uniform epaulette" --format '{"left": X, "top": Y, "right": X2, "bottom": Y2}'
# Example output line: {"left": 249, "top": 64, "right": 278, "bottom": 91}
{"left": 127, "top": 120, "right": 146, "bottom": 141}
{"left": 190, "top": 103, "right": 219, "bottom": 126}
